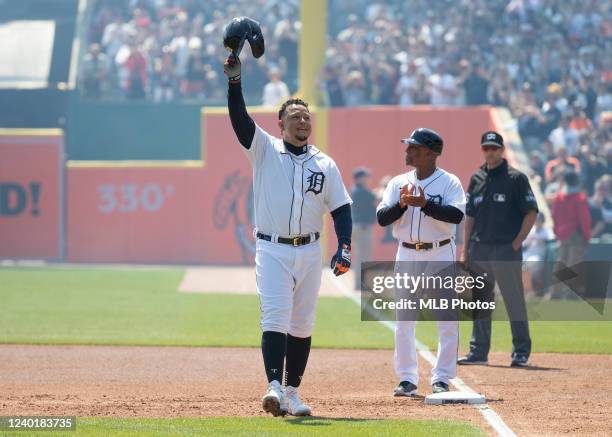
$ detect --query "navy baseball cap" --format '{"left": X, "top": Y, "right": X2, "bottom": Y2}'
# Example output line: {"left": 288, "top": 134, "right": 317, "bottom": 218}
{"left": 481, "top": 131, "right": 504, "bottom": 147}
{"left": 353, "top": 167, "right": 370, "bottom": 178}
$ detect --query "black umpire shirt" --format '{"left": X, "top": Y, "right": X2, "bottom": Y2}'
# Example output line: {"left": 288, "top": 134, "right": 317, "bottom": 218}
{"left": 466, "top": 159, "right": 538, "bottom": 244}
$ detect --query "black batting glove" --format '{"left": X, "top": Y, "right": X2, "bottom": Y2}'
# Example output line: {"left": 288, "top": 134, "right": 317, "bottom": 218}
{"left": 330, "top": 243, "right": 351, "bottom": 276}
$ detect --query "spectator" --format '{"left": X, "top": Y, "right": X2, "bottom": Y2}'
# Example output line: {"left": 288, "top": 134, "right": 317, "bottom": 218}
{"left": 412, "top": 72, "right": 431, "bottom": 104}
{"left": 517, "top": 105, "right": 548, "bottom": 150}
{"left": 344, "top": 71, "right": 367, "bottom": 106}
{"left": 523, "top": 212, "right": 554, "bottom": 296}
{"left": 152, "top": 48, "right": 177, "bottom": 102}
{"left": 429, "top": 61, "right": 459, "bottom": 106}
{"left": 551, "top": 172, "right": 592, "bottom": 270}
{"left": 528, "top": 150, "right": 547, "bottom": 191}
{"left": 549, "top": 116, "right": 579, "bottom": 156}
{"left": 460, "top": 61, "right": 490, "bottom": 106}
{"left": 320, "top": 64, "right": 345, "bottom": 107}
{"left": 569, "top": 106, "right": 593, "bottom": 133}
{"left": 395, "top": 62, "right": 418, "bottom": 107}
{"left": 545, "top": 166, "right": 566, "bottom": 204}
{"left": 262, "top": 68, "right": 290, "bottom": 107}
{"left": 370, "top": 63, "right": 395, "bottom": 105}
{"left": 350, "top": 167, "right": 378, "bottom": 290}
{"left": 578, "top": 144, "right": 607, "bottom": 195}
{"left": 124, "top": 41, "right": 147, "bottom": 100}
{"left": 589, "top": 176, "right": 612, "bottom": 238}
{"left": 544, "top": 146, "right": 581, "bottom": 185}
{"left": 180, "top": 49, "right": 206, "bottom": 99}
{"left": 101, "top": 14, "right": 127, "bottom": 71}
{"left": 80, "top": 43, "right": 109, "bottom": 99}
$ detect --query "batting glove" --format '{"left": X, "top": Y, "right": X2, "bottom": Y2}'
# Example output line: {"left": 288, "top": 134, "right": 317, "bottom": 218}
{"left": 224, "top": 53, "right": 241, "bottom": 82}
{"left": 331, "top": 243, "right": 351, "bottom": 276}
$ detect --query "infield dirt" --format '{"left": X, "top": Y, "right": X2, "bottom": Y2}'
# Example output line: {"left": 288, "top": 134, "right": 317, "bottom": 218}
{"left": 1, "top": 345, "right": 610, "bottom": 436}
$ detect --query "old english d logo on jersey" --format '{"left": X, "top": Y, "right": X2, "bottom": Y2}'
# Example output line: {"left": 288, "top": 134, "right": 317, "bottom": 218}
{"left": 426, "top": 193, "right": 443, "bottom": 205}
{"left": 306, "top": 170, "right": 325, "bottom": 195}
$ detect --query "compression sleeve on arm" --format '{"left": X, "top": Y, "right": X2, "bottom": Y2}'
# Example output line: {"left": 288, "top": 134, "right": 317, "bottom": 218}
{"left": 228, "top": 81, "right": 256, "bottom": 149}
{"left": 331, "top": 203, "right": 352, "bottom": 247}
{"left": 377, "top": 202, "right": 407, "bottom": 226}
{"left": 421, "top": 201, "right": 464, "bottom": 224}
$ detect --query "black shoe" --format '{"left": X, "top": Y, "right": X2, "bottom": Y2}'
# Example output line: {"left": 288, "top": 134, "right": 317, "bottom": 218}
{"left": 432, "top": 381, "right": 449, "bottom": 394}
{"left": 511, "top": 356, "right": 529, "bottom": 367}
{"left": 457, "top": 355, "right": 488, "bottom": 366}
{"left": 393, "top": 381, "right": 417, "bottom": 397}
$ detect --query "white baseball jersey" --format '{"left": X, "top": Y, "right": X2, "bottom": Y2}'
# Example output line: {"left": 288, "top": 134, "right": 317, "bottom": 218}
{"left": 378, "top": 167, "right": 466, "bottom": 386}
{"left": 245, "top": 123, "right": 352, "bottom": 237}
{"left": 377, "top": 168, "right": 466, "bottom": 243}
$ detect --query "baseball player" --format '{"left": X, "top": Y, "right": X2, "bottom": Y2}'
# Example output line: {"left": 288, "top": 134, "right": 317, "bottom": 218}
{"left": 224, "top": 53, "right": 353, "bottom": 416}
{"left": 377, "top": 128, "right": 466, "bottom": 395}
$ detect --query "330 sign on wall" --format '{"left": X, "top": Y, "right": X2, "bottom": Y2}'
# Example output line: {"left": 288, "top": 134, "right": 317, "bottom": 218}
{"left": 96, "top": 183, "right": 174, "bottom": 213}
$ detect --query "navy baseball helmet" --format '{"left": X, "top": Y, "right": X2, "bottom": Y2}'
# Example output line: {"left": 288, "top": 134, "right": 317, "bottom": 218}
{"left": 223, "top": 17, "right": 265, "bottom": 58}
{"left": 401, "top": 128, "right": 443, "bottom": 155}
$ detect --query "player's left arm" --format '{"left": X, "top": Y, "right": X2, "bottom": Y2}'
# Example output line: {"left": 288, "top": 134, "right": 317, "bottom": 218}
{"left": 326, "top": 161, "right": 353, "bottom": 276}
{"left": 512, "top": 174, "right": 539, "bottom": 251}
{"left": 330, "top": 204, "right": 352, "bottom": 276}
{"left": 421, "top": 176, "right": 466, "bottom": 224}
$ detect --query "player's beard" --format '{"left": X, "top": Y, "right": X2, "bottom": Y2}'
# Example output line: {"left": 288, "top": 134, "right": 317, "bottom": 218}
{"left": 295, "top": 133, "right": 309, "bottom": 142}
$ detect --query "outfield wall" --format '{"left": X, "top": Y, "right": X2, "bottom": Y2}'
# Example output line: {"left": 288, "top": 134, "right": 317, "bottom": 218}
{"left": 0, "top": 129, "right": 64, "bottom": 260}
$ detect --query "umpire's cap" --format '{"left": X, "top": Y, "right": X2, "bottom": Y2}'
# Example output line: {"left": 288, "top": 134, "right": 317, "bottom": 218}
{"left": 480, "top": 131, "right": 504, "bottom": 147}
{"left": 401, "top": 128, "right": 443, "bottom": 155}
{"left": 223, "top": 17, "right": 265, "bottom": 58}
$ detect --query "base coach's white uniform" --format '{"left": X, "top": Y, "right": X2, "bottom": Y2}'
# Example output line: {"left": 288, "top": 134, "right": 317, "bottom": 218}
{"left": 246, "top": 124, "right": 352, "bottom": 336}
{"left": 378, "top": 167, "right": 466, "bottom": 386}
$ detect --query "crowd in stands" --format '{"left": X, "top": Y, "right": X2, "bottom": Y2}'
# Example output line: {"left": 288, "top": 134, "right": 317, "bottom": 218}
{"left": 80, "top": 0, "right": 299, "bottom": 105}
{"left": 321, "top": 0, "right": 611, "bottom": 246}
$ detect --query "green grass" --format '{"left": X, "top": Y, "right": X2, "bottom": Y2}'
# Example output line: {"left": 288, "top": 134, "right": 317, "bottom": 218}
{"left": 2, "top": 417, "right": 485, "bottom": 437}
{"left": 418, "top": 320, "right": 612, "bottom": 354}
{"left": 0, "top": 267, "right": 392, "bottom": 349}
{"left": 1, "top": 267, "right": 611, "bottom": 353}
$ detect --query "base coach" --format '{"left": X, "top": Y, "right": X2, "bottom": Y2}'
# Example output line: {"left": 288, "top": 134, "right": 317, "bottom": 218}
{"left": 459, "top": 131, "right": 538, "bottom": 367}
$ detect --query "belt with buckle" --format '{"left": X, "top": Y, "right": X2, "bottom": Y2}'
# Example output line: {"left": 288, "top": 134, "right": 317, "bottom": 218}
{"left": 402, "top": 238, "right": 451, "bottom": 251}
{"left": 256, "top": 232, "right": 320, "bottom": 247}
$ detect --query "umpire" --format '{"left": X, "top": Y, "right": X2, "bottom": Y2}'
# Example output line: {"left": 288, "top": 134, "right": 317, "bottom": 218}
{"left": 458, "top": 131, "right": 538, "bottom": 367}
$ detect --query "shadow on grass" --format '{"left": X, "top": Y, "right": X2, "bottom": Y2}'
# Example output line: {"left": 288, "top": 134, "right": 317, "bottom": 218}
{"left": 285, "top": 417, "right": 378, "bottom": 426}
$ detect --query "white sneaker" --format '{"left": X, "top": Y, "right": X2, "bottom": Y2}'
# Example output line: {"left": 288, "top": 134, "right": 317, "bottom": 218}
{"left": 262, "top": 381, "right": 286, "bottom": 417}
{"left": 284, "top": 386, "right": 312, "bottom": 416}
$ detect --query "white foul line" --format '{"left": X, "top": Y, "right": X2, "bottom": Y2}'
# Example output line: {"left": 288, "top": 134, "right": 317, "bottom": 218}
{"left": 327, "top": 271, "right": 517, "bottom": 437}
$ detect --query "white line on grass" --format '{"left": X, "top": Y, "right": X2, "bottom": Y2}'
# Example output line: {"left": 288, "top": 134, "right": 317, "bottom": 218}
{"left": 326, "top": 270, "right": 517, "bottom": 437}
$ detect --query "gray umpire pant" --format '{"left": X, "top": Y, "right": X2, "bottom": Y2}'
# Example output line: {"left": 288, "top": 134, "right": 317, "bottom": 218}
{"left": 468, "top": 242, "right": 531, "bottom": 360}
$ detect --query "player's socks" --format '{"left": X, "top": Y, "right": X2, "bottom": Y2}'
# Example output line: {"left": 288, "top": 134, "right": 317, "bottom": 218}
{"left": 285, "top": 334, "right": 312, "bottom": 387}
{"left": 262, "top": 331, "right": 287, "bottom": 383}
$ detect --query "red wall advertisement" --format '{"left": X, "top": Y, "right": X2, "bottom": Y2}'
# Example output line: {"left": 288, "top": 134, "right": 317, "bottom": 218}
{"left": 0, "top": 130, "right": 64, "bottom": 260}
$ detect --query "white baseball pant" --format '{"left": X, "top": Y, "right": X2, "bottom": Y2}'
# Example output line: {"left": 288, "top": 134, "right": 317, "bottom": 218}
{"left": 255, "top": 238, "right": 322, "bottom": 337}
{"left": 394, "top": 241, "right": 459, "bottom": 386}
